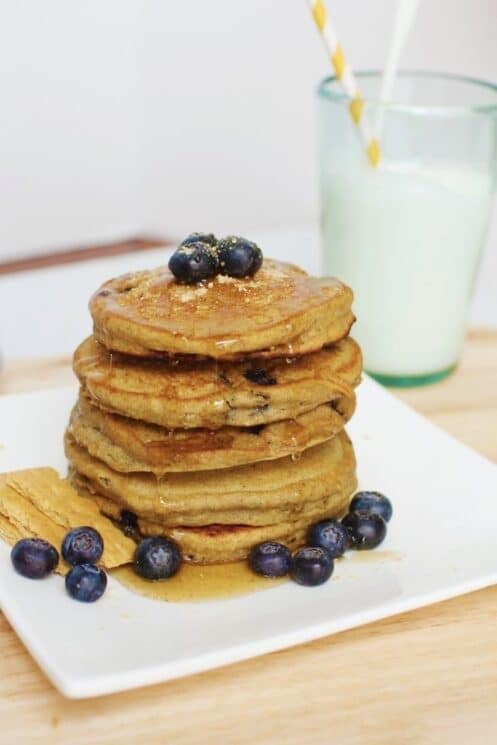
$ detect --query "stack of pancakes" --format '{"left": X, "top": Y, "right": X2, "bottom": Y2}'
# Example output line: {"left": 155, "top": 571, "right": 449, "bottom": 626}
{"left": 65, "top": 259, "right": 362, "bottom": 563}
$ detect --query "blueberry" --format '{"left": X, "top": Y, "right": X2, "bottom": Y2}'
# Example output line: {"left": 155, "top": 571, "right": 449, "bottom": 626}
{"left": 307, "top": 519, "right": 349, "bottom": 558}
{"left": 342, "top": 511, "right": 387, "bottom": 550}
{"left": 350, "top": 491, "right": 393, "bottom": 522}
{"left": 291, "top": 547, "right": 333, "bottom": 587}
{"left": 62, "top": 526, "right": 104, "bottom": 565}
{"left": 180, "top": 232, "right": 218, "bottom": 248}
{"left": 65, "top": 563, "right": 107, "bottom": 602}
{"left": 168, "top": 241, "right": 219, "bottom": 284}
{"left": 248, "top": 541, "right": 292, "bottom": 578}
{"left": 217, "top": 236, "right": 263, "bottom": 278}
{"left": 11, "top": 538, "right": 59, "bottom": 579}
{"left": 120, "top": 510, "right": 140, "bottom": 539}
{"left": 244, "top": 368, "right": 277, "bottom": 386}
{"left": 134, "top": 536, "right": 181, "bottom": 580}
{"left": 247, "top": 424, "right": 265, "bottom": 435}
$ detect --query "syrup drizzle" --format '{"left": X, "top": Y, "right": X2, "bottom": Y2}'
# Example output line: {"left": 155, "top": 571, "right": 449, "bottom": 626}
{"left": 112, "top": 561, "right": 286, "bottom": 603}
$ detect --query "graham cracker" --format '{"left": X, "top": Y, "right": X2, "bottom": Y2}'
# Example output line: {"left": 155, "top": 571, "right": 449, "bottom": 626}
{"left": 0, "top": 468, "right": 135, "bottom": 571}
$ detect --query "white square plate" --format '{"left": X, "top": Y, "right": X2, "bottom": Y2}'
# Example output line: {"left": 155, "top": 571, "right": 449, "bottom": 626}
{"left": 0, "top": 379, "right": 496, "bottom": 699}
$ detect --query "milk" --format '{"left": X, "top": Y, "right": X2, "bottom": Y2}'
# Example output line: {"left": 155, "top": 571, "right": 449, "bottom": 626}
{"left": 321, "top": 160, "right": 494, "bottom": 378}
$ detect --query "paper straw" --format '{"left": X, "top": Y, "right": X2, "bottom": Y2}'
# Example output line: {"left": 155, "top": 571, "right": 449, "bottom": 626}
{"left": 375, "top": 0, "right": 420, "bottom": 137}
{"left": 306, "top": 0, "right": 381, "bottom": 167}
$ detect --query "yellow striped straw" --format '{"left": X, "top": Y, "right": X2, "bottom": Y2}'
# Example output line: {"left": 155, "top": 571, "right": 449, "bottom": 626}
{"left": 306, "top": 0, "right": 381, "bottom": 167}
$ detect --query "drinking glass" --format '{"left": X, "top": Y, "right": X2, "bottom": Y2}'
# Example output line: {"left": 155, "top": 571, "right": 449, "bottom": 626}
{"left": 318, "top": 71, "right": 497, "bottom": 386}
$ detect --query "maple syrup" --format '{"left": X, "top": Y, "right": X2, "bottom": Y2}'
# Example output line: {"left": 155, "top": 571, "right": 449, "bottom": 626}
{"left": 112, "top": 560, "right": 287, "bottom": 603}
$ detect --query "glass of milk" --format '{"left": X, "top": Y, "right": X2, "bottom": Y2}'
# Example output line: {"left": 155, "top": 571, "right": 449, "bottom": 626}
{"left": 319, "top": 72, "right": 497, "bottom": 386}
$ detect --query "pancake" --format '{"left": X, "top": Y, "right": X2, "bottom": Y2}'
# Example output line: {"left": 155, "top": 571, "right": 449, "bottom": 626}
{"left": 90, "top": 259, "right": 355, "bottom": 360}
{"left": 70, "top": 389, "right": 355, "bottom": 473}
{"left": 71, "top": 476, "right": 353, "bottom": 564}
{"left": 65, "top": 429, "right": 356, "bottom": 527}
{"left": 73, "top": 335, "right": 361, "bottom": 429}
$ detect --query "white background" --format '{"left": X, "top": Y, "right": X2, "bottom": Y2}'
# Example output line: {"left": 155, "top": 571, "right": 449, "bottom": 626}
{"left": 0, "top": 1, "right": 496, "bottom": 357}
{"left": 1, "top": 1, "right": 497, "bottom": 250}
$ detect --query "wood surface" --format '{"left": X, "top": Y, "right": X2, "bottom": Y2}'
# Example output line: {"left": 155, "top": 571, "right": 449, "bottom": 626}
{"left": 0, "top": 329, "right": 496, "bottom": 744}
{"left": 0, "top": 237, "right": 168, "bottom": 276}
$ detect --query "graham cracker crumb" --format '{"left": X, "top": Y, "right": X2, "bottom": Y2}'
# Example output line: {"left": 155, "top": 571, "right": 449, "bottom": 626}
{"left": 215, "top": 274, "right": 237, "bottom": 285}
{"left": 178, "top": 285, "right": 208, "bottom": 303}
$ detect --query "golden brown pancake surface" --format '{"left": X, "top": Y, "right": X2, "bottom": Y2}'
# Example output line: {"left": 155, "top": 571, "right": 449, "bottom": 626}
{"left": 90, "top": 260, "right": 355, "bottom": 359}
{"left": 73, "top": 335, "right": 361, "bottom": 429}
{"left": 70, "top": 468, "right": 356, "bottom": 565}
{"left": 65, "top": 430, "right": 356, "bottom": 527}
{"left": 69, "top": 388, "right": 355, "bottom": 473}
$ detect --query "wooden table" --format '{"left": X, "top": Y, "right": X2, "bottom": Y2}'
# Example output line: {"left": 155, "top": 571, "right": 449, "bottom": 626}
{"left": 0, "top": 329, "right": 496, "bottom": 744}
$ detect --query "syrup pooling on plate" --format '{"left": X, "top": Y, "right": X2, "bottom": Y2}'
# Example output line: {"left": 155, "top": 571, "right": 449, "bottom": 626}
{"left": 112, "top": 561, "right": 287, "bottom": 603}
{"left": 347, "top": 550, "right": 403, "bottom": 564}
{"left": 110, "top": 545, "right": 400, "bottom": 602}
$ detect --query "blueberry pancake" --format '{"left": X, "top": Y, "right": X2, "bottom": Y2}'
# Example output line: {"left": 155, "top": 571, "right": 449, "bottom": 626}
{"left": 68, "top": 387, "right": 356, "bottom": 473}
{"left": 90, "top": 260, "right": 355, "bottom": 360}
{"left": 73, "top": 335, "right": 361, "bottom": 430}
{"left": 64, "top": 430, "right": 356, "bottom": 528}
{"left": 63, "top": 245, "right": 363, "bottom": 573}
{"left": 70, "top": 470, "right": 355, "bottom": 565}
